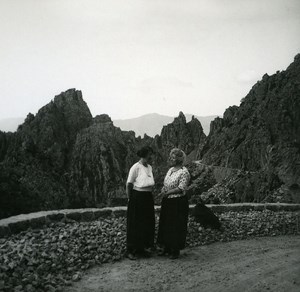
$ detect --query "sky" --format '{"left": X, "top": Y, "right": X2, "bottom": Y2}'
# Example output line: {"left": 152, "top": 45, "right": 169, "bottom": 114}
{"left": 0, "top": 0, "right": 299, "bottom": 120}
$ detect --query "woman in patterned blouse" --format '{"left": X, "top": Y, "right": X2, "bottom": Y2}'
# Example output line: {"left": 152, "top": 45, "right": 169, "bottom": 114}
{"left": 157, "top": 148, "right": 191, "bottom": 259}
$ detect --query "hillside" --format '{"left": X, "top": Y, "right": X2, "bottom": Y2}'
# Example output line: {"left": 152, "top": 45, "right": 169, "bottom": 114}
{"left": 195, "top": 54, "right": 300, "bottom": 203}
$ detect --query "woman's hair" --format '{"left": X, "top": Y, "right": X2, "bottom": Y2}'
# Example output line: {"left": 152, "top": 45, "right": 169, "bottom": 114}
{"left": 169, "top": 148, "right": 186, "bottom": 165}
{"left": 137, "top": 146, "right": 154, "bottom": 158}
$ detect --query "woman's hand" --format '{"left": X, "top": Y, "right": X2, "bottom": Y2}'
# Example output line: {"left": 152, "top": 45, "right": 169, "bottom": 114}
{"left": 159, "top": 190, "right": 169, "bottom": 198}
{"left": 162, "top": 187, "right": 182, "bottom": 197}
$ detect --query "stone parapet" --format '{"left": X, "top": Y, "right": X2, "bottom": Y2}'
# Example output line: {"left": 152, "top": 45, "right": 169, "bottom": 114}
{"left": 1, "top": 203, "right": 300, "bottom": 238}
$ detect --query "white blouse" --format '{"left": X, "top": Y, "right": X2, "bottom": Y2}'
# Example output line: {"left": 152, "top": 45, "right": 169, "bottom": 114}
{"left": 127, "top": 161, "right": 155, "bottom": 192}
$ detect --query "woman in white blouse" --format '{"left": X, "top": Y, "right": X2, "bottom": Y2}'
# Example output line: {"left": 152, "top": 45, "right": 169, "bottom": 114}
{"left": 126, "top": 146, "right": 155, "bottom": 260}
{"left": 157, "top": 148, "right": 190, "bottom": 259}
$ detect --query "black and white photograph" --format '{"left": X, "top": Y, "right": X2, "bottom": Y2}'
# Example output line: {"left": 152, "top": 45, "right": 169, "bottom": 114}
{"left": 0, "top": 0, "right": 300, "bottom": 291}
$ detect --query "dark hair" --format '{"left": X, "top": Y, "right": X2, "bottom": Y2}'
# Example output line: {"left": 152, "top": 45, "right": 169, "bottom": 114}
{"left": 137, "top": 146, "right": 154, "bottom": 158}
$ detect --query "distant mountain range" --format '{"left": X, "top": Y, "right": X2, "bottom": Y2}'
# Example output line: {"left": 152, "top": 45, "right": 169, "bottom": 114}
{"left": 0, "top": 114, "right": 218, "bottom": 136}
{"left": 114, "top": 114, "right": 219, "bottom": 136}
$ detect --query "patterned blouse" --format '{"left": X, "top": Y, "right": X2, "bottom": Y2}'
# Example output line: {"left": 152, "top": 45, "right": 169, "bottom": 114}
{"left": 162, "top": 166, "right": 191, "bottom": 198}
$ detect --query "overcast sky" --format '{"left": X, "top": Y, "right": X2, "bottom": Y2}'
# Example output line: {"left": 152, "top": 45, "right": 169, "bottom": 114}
{"left": 0, "top": 0, "right": 299, "bottom": 120}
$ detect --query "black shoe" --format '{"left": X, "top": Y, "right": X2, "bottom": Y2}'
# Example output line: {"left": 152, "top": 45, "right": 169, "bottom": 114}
{"left": 127, "top": 252, "right": 137, "bottom": 260}
{"left": 158, "top": 248, "right": 171, "bottom": 256}
{"left": 158, "top": 250, "right": 166, "bottom": 256}
{"left": 138, "top": 249, "right": 152, "bottom": 258}
{"left": 126, "top": 250, "right": 137, "bottom": 260}
{"left": 169, "top": 250, "right": 180, "bottom": 259}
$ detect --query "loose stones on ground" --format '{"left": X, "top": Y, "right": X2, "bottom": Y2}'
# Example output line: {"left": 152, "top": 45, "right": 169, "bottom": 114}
{"left": 0, "top": 211, "right": 299, "bottom": 292}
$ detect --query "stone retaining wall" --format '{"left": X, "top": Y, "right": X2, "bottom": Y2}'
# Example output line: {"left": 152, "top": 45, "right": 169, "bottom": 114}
{"left": 1, "top": 203, "right": 300, "bottom": 238}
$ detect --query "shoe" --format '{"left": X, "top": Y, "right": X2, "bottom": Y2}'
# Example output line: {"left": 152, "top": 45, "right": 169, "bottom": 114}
{"left": 158, "top": 248, "right": 171, "bottom": 256}
{"left": 126, "top": 252, "right": 137, "bottom": 260}
{"left": 158, "top": 250, "right": 167, "bottom": 256}
{"left": 139, "top": 249, "right": 152, "bottom": 258}
{"left": 169, "top": 250, "right": 180, "bottom": 259}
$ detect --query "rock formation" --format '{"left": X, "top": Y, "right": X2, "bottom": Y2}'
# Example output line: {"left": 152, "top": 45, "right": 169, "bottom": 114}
{"left": 0, "top": 91, "right": 205, "bottom": 218}
{"left": 158, "top": 112, "right": 206, "bottom": 160}
{"left": 197, "top": 54, "right": 300, "bottom": 203}
{"left": 1, "top": 54, "right": 299, "bottom": 218}
{"left": 0, "top": 89, "right": 94, "bottom": 218}
{"left": 68, "top": 114, "right": 139, "bottom": 208}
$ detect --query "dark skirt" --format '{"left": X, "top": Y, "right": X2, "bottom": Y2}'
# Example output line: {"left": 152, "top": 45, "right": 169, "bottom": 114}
{"left": 157, "top": 195, "right": 189, "bottom": 251}
{"left": 126, "top": 190, "right": 155, "bottom": 252}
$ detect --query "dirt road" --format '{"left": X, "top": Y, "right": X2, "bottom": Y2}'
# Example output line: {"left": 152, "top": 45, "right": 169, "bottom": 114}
{"left": 66, "top": 236, "right": 300, "bottom": 292}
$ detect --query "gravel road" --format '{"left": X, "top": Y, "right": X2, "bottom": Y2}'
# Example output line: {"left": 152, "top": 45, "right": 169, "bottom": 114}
{"left": 66, "top": 235, "right": 300, "bottom": 292}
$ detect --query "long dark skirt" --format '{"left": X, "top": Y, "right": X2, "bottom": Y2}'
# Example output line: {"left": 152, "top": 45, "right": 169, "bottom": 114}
{"left": 126, "top": 190, "right": 155, "bottom": 252}
{"left": 157, "top": 195, "right": 189, "bottom": 250}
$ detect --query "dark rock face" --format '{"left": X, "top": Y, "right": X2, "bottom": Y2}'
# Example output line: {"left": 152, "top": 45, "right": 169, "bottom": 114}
{"left": 0, "top": 89, "right": 94, "bottom": 218}
{"left": 156, "top": 112, "right": 206, "bottom": 161}
{"left": 186, "top": 162, "right": 217, "bottom": 203}
{"left": 199, "top": 54, "right": 300, "bottom": 203}
{"left": 189, "top": 165, "right": 283, "bottom": 204}
{"left": 0, "top": 91, "right": 205, "bottom": 218}
{"left": 0, "top": 131, "right": 13, "bottom": 162}
{"left": 16, "top": 88, "right": 93, "bottom": 170}
{"left": 68, "top": 115, "right": 138, "bottom": 208}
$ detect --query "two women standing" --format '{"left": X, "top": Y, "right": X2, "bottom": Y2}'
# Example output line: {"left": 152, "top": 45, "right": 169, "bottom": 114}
{"left": 126, "top": 146, "right": 190, "bottom": 260}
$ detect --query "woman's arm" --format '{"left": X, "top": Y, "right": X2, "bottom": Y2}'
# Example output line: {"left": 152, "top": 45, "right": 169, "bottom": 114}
{"left": 161, "top": 187, "right": 183, "bottom": 197}
{"left": 126, "top": 165, "right": 138, "bottom": 200}
{"left": 126, "top": 182, "right": 134, "bottom": 200}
